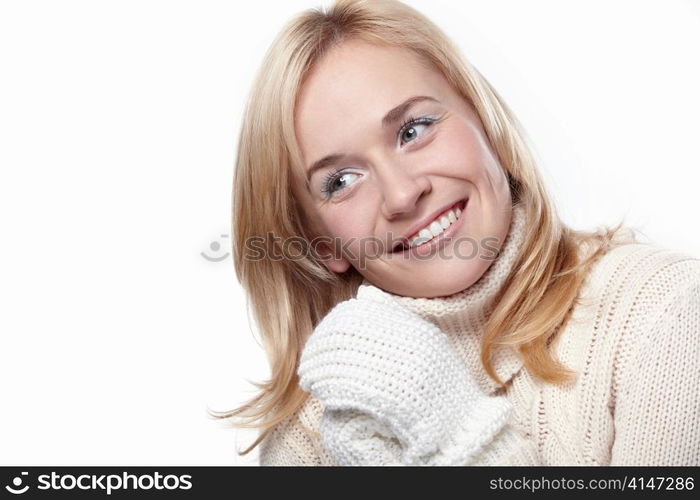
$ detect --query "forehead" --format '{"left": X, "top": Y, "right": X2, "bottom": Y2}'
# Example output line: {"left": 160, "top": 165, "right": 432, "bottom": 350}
{"left": 294, "top": 39, "right": 451, "bottom": 163}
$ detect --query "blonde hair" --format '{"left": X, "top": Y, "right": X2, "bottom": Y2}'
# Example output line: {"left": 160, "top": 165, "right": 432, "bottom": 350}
{"left": 209, "top": 0, "right": 636, "bottom": 455}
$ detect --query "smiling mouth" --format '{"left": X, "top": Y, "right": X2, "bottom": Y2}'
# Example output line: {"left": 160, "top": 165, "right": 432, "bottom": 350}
{"left": 390, "top": 198, "right": 468, "bottom": 253}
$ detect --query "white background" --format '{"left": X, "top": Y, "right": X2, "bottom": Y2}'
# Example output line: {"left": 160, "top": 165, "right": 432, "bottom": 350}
{"left": 0, "top": 0, "right": 698, "bottom": 465}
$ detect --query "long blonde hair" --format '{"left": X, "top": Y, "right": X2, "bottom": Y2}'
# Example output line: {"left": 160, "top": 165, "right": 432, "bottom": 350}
{"left": 210, "top": 0, "right": 635, "bottom": 455}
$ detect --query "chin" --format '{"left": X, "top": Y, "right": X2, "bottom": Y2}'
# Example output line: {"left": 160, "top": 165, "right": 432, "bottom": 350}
{"left": 386, "top": 261, "right": 489, "bottom": 298}
{"left": 418, "top": 274, "right": 481, "bottom": 298}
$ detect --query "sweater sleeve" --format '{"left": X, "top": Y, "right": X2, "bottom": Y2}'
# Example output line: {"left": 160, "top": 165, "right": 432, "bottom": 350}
{"left": 610, "top": 268, "right": 700, "bottom": 466}
{"left": 258, "top": 412, "right": 324, "bottom": 466}
{"left": 320, "top": 400, "right": 541, "bottom": 466}
{"left": 477, "top": 423, "right": 542, "bottom": 466}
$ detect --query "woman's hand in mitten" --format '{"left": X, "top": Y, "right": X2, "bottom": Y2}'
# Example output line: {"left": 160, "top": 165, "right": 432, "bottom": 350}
{"left": 297, "top": 291, "right": 514, "bottom": 465}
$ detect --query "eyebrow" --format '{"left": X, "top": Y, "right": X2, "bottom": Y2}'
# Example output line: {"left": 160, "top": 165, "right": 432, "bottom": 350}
{"left": 305, "top": 95, "right": 440, "bottom": 184}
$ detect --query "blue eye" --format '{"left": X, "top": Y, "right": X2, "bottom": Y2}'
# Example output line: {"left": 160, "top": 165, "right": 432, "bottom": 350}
{"left": 321, "top": 170, "right": 360, "bottom": 198}
{"left": 398, "top": 115, "right": 436, "bottom": 146}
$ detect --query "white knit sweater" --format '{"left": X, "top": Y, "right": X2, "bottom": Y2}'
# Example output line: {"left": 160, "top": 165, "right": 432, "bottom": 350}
{"left": 259, "top": 205, "right": 700, "bottom": 466}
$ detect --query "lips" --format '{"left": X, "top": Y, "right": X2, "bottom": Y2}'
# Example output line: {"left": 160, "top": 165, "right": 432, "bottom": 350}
{"left": 390, "top": 198, "right": 468, "bottom": 253}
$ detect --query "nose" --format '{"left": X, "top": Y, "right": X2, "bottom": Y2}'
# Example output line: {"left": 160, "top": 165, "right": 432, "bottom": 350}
{"left": 376, "top": 156, "right": 431, "bottom": 220}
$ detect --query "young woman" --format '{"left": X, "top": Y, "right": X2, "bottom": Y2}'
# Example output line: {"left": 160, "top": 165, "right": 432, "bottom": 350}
{"left": 214, "top": 0, "right": 700, "bottom": 465}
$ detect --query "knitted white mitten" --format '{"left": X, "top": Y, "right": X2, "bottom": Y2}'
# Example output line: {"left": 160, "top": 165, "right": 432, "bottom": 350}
{"left": 297, "top": 294, "right": 515, "bottom": 466}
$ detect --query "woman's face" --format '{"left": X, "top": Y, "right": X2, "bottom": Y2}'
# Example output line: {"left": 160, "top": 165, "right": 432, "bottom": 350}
{"left": 291, "top": 38, "right": 512, "bottom": 298}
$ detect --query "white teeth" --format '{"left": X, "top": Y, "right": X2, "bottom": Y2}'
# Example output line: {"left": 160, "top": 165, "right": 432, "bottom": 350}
{"left": 405, "top": 205, "right": 464, "bottom": 249}
{"left": 415, "top": 228, "right": 432, "bottom": 245}
{"left": 418, "top": 228, "right": 432, "bottom": 240}
{"left": 411, "top": 235, "right": 427, "bottom": 246}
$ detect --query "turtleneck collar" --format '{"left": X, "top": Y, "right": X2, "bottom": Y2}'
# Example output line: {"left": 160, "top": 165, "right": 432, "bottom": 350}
{"left": 356, "top": 202, "right": 528, "bottom": 394}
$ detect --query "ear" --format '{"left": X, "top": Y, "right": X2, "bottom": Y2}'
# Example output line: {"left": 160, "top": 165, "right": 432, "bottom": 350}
{"left": 314, "top": 240, "right": 351, "bottom": 273}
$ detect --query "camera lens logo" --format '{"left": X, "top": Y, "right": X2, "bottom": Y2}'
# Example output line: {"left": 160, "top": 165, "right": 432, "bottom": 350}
{"left": 201, "top": 234, "right": 230, "bottom": 262}
{"left": 5, "top": 472, "right": 29, "bottom": 495}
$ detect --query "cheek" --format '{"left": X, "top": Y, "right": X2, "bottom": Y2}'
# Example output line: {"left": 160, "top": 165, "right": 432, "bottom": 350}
{"left": 433, "top": 122, "right": 499, "bottom": 181}
{"left": 319, "top": 201, "right": 376, "bottom": 244}
{"left": 320, "top": 209, "right": 373, "bottom": 262}
{"left": 318, "top": 191, "right": 383, "bottom": 262}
